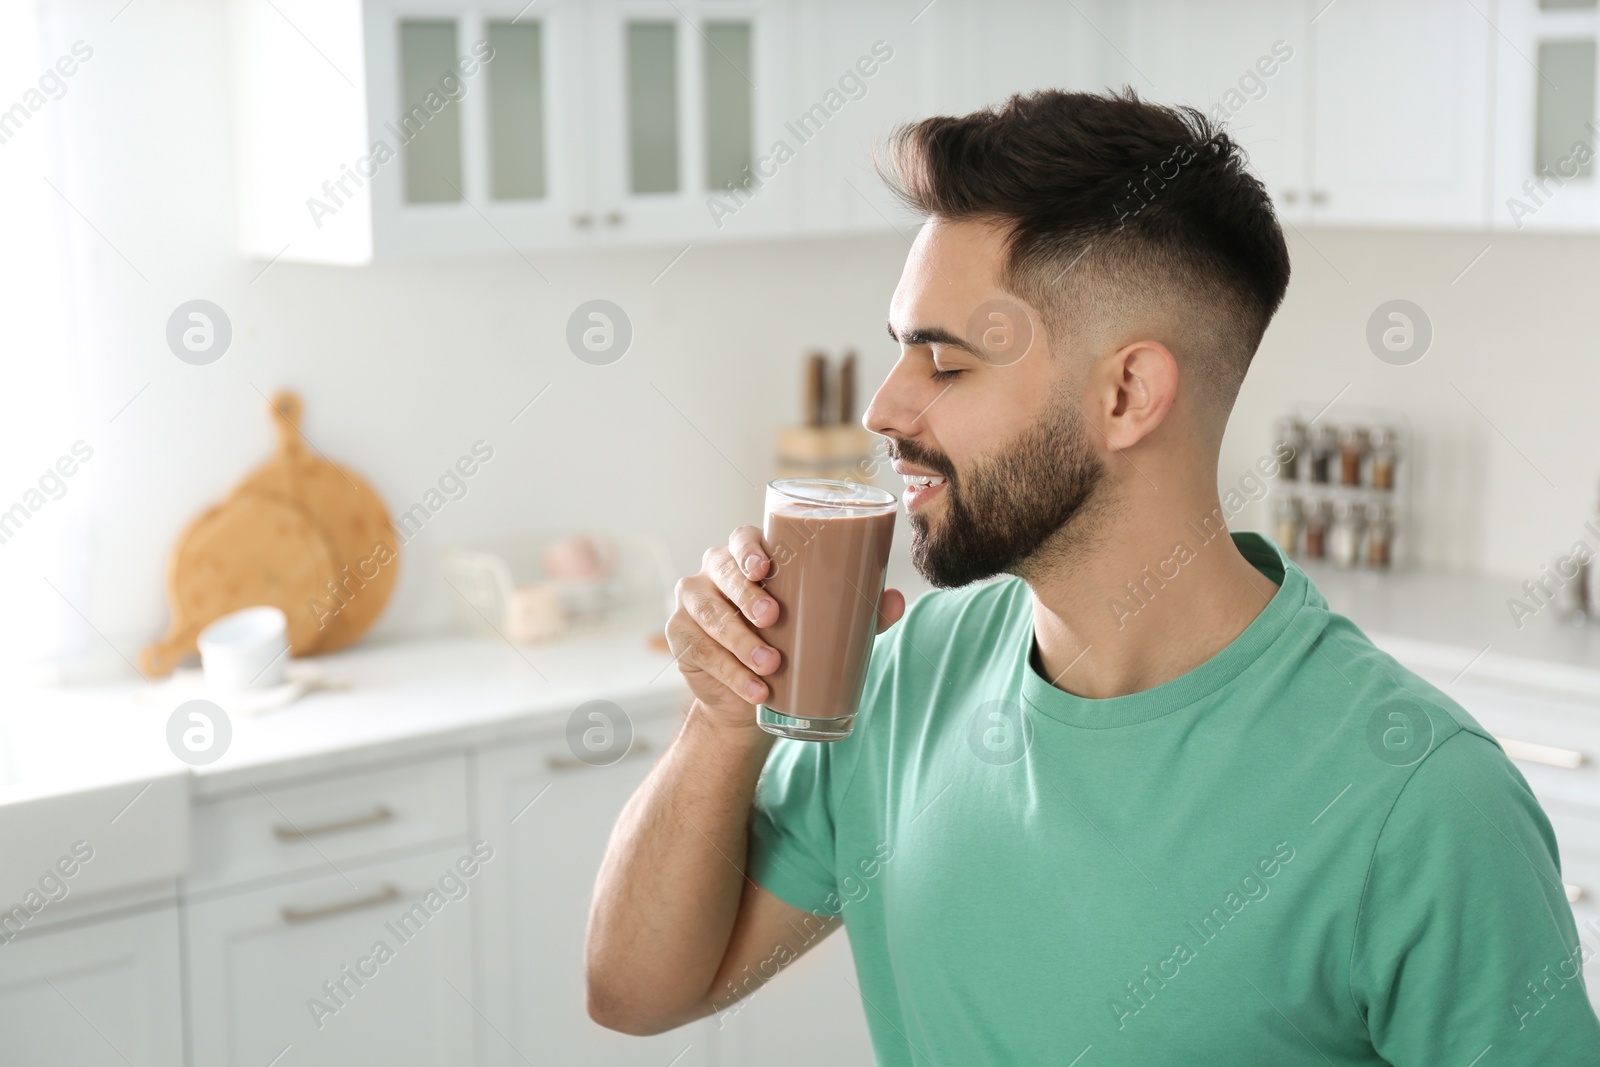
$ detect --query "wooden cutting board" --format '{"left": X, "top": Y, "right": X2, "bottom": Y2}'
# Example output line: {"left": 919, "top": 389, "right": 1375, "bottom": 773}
{"left": 139, "top": 390, "right": 398, "bottom": 677}
{"left": 234, "top": 391, "right": 399, "bottom": 652}
{"left": 139, "top": 495, "right": 337, "bottom": 676}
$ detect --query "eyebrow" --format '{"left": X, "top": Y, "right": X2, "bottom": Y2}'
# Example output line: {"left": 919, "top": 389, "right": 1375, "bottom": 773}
{"left": 885, "top": 321, "right": 982, "bottom": 358}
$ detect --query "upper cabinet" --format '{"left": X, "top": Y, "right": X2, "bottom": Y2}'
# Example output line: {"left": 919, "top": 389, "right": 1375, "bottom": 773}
{"left": 1492, "top": 0, "right": 1600, "bottom": 230}
{"left": 230, "top": 0, "right": 1600, "bottom": 263}
{"left": 232, "top": 0, "right": 794, "bottom": 264}
{"left": 1307, "top": 0, "right": 1492, "bottom": 228}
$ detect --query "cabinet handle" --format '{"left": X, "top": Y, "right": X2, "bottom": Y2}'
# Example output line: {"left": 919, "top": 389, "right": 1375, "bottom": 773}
{"left": 272, "top": 804, "right": 395, "bottom": 843}
{"left": 1281, "top": 189, "right": 1299, "bottom": 205}
{"left": 605, "top": 211, "right": 624, "bottom": 226}
{"left": 1310, "top": 189, "right": 1328, "bottom": 205}
{"left": 545, "top": 739, "right": 655, "bottom": 772}
{"left": 574, "top": 213, "right": 594, "bottom": 228}
{"left": 1566, "top": 883, "right": 1585, "bottom": 903}
{"left": 1495, "top": 736, "right": 1585, "bottom": 770}
{"left": 281, "top": 884, "right": 401, "bottom": 925}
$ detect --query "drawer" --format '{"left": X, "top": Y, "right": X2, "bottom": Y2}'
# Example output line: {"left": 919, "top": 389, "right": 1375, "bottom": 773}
{"left": 1450, "top": 683, "right": 1600, "bottom": 816}
{"left": 187, "top": 755, "right": 468, "bottom": 895}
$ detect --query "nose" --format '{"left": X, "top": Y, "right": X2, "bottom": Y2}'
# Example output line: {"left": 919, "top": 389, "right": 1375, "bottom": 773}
{"left": 862, "top": 355, "right": 937, "bottom": 442}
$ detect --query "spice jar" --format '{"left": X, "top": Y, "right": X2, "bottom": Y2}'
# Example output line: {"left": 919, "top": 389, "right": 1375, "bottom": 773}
{"left": 1330, "top": 499, "right": 1361, "bottom": 567}
{"left": 1365, "top": 501, "right": 1393, "bottom": 569}
{"left": 1308, "top": 423, "right": 1337, "bottom": 485}
{"left": 1273, "top": 495, "right": 1303, "bottom": 557}
{"left": 1274, "top": 418, "right": 1307, "bottom": 481}
{"left": 1338, "top": 426, "right": 1369, "bottom": 487}
{"left": 1302, "top": 498, "right": 1330, "bottom": 561}
{"left": 1369, "top": 426, "right": 1399, "bottom": 491}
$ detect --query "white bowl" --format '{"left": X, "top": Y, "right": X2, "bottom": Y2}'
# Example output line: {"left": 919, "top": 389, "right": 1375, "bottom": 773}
{"left": 198, "top": 606, "right": 290, "bottom": 691}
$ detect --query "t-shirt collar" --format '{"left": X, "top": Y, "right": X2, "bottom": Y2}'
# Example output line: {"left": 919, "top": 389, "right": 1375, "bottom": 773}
{"left": 1019, "top": 532, "right": 1323, "bottom": 729}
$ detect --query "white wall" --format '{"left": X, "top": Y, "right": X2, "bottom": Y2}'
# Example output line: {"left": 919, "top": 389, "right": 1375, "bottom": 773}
{"left": 13, "top": 0, "right": 1598, "bottom": 677}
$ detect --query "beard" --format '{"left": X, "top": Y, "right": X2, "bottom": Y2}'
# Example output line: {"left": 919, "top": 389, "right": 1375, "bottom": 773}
{"left": 898, "top": 386, "right": 1108, "bottom": 589}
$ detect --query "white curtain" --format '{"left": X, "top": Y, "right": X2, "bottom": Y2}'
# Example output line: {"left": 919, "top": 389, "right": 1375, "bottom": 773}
{"left": 0, "top": 1, "right": 85, "bottom": 682}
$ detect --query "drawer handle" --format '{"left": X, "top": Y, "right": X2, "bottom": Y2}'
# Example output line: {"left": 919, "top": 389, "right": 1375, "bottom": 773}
{"left": 281, "top": 884, "right": 401, "bottom": 925}
{"left": 272, "top": 804, "right": 395, "bottom": 843}
{"left": 545, "top": 739, "right": 655, "bottom": 772}
{"left": 1566, "top": 883, "right": 1585, "bottom": 904}
{"left": 1495, "top": 737, "right": 1585, "bottom": 770}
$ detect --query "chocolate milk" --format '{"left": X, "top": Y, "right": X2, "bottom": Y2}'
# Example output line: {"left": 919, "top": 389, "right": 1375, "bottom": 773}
{"left": 760, "top": 502, "right": 896, "bottom": 723}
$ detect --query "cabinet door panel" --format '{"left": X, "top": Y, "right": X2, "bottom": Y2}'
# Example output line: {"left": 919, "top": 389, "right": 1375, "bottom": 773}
{"left": 589, "top": 0, "right": 797, "bottom": 246}
{"left": 1310, "top": 0, "right": 1492, "bottom": 226}
{"left": 475, "top": 702, "right": 714, "bottom": 1067}
{"left": 0, "top": 907, "right": 183, "bottom": 1066}
{"left": 187, "top": 847, "right": 477, "bottom": 1067}
{"left": 1491, "top": 1, "right": 1600, "bottom": 230}
{"left": 714, "top": 921, "right": 877, "bottom": 1067}
{"left": 1126, "top": 0, "right": 1309, "bottom": 221}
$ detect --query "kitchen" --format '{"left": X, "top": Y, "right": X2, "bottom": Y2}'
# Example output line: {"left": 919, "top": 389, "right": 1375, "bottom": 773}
{"left": 3, "top": 0, "right": 1600, "bottom": 1063}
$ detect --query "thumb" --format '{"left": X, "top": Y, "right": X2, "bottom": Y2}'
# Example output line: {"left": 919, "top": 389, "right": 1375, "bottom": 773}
{"left": 876, "top": 587, "right": 906, "bottom": 633}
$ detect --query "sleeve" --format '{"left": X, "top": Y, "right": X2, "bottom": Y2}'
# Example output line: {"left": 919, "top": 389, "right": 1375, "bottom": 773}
{"left": 746, "top": 736, "right": 842, "bottom": 915}
{"left": 1350, "top": 729, "right": 1600, "bottom": 1065}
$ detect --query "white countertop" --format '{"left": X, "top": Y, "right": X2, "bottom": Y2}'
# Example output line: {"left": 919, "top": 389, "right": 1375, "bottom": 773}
{"left": 0, "top": 627, "right": 690, "bottom": 804}
{"left": 1304, "top": 562, "right": 1600, "bottom": 701}
{"left": 6, "top": 565, "right": 1600, "bottom": 810}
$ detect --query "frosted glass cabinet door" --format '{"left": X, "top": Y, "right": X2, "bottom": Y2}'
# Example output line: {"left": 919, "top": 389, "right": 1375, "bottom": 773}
{"left": 590, "top": 0, "right": 796, "bottom": 244}
{"left": 363, "top": 1, "right": 593, "bottom": 256}
{"left": 1492, "top": 0, "right": 1600, "bottom": 230}
{"left": 399, "top": 19, "right": 467, "bottom": 204}
{"left": 0, "top": 907, "right": 183, "bottom": 1066}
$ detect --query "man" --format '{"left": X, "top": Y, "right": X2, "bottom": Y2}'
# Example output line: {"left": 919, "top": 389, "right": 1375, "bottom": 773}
{"left": 586, "top": 89, "right": 1600, "bottom": 1063}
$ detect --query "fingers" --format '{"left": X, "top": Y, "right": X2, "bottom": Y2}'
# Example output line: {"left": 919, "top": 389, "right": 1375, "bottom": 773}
{"left": 727, "top": 525, "right": 771, "bottom": 582}
{"left": 704, "top": 542, "right": 777, "bottom": 628}
{"left": 876, "top": 587, "right": 906, "bottom": 633}
{"left": 671, "top": 574, "right": 780, "bottom": 703}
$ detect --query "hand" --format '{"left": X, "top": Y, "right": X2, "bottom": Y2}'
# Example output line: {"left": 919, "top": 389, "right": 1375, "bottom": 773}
{"left": 666, "top": 525, "right": 905, "bottom": 733}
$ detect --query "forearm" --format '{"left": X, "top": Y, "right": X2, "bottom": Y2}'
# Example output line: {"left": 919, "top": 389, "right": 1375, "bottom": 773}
{"left": 585, "top": 699, "right": 775, "bottom": 1033}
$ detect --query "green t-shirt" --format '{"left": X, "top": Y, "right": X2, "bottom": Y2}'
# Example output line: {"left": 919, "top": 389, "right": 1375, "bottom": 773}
{"left": 748, "top": 532, "right": 1600, "bottom": 1065}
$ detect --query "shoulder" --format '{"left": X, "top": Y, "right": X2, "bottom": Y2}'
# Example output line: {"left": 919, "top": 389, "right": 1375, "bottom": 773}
{"left": 1312, "top": 608, "right": 1498, "bottom": 761}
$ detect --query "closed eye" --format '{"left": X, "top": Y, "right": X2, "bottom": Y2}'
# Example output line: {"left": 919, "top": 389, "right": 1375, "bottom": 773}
{"left": 930, "top": 368, "right": 965, "bottom": 383}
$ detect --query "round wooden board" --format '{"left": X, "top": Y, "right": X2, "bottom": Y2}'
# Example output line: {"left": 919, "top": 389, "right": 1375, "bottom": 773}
{"left": 232, "top": 391, "right": 399, "bottom": 653}
{"left": 139, "top": 495, "right": 338, "bottom": 677}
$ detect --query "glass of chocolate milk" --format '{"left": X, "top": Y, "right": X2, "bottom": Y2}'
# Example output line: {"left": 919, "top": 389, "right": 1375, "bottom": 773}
{"left": 755, "top": 478, "right": 898, "bottom": 741}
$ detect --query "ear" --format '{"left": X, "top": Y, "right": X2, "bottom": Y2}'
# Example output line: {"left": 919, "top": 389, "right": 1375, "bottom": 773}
{"left": 1089, "top": 340, "right": 1179, "bottom": 451}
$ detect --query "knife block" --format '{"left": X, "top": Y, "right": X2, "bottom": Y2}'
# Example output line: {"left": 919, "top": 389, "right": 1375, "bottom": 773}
{"left": 775, "top": 424, "right": 880, "bottom": 484}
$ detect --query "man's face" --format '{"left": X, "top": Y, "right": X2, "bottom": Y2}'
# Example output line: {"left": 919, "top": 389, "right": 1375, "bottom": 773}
{"left": 863, "top": 218, "right": 1108, "bottom": 588}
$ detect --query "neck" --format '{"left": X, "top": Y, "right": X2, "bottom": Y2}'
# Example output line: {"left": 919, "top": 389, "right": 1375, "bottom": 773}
{"left": 1019, "top": 493, "right": 1280, "bottom": 699}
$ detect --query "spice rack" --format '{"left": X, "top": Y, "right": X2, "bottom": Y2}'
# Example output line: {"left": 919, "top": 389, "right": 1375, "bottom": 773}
{"left": 1269, "top": 406, "right": 1413, "bottom": 571}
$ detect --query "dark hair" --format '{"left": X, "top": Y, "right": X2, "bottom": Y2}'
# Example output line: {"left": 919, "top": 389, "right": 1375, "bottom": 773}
{"left": 875, "top": 88, "right": 1290, "bottom": 409}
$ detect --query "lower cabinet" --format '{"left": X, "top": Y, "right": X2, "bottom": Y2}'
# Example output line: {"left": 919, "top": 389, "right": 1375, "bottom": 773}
{"left": 475, "top": 698, "right": 878, "bottom": 1067}
{"left": 0, "top": 705, "right": 881, "bottom": 1067}
{"left": 186, "top": 846, "right": 478, "bottom": 1066}
{"left": 475, "top": 705, "right": 716, "bottom": 1067}
{"left": 0, "top": 905, "right": 184, "bottom": 1066}
{"left": 711, "top": 923, "right": 877, "bottom": 1066}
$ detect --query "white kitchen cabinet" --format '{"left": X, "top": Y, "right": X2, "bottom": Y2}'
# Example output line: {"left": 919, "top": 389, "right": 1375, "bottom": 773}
{"left": 1124, "top": 0, "right": 1309, "bottom": 222}
{"left": 232, "top": 0, "right": 798, "bottom": 262}
{"left": 1491, "top": 0, "right": 1600, "bottom": 231}
{"left": 712, "top": 921, "right": 877, "bottom": 1066}
{"left": 587, "top": 0, "right": 800, "bottom": 246}
{"left": 186, "top": 846, "right": 478, "bottom": 1067}
{"left": 232, "top": 0, "right": 592, "bottom": 263}
{"left": 475, "top": 693, "right": 879, "bottom": 1067}
{"left": 474, "top": 701, "right": 718, "bottom": 1067}
{"left": 1307, "top": 0, "right": 1493, "bottom": 227}
{"left": 0, "top": 906, "right": 184, "bottom": 1066}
